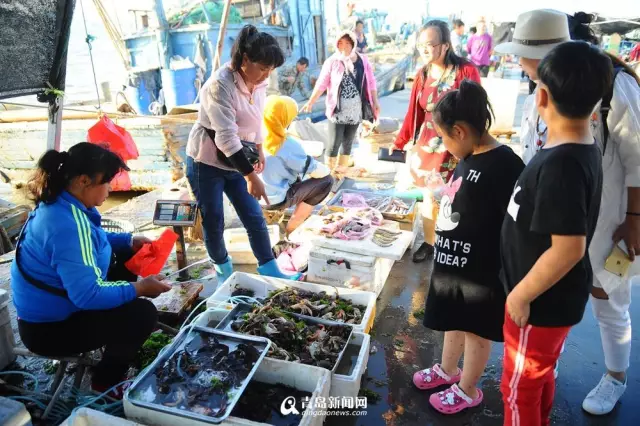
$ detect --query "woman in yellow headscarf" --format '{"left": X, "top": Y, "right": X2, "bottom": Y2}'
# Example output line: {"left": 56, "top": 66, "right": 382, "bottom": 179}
{"left": 260, "top": 95, "right": 333, "bottom": 233}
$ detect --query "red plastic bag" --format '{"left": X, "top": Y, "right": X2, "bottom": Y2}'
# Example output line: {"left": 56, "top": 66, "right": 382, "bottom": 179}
{"left": 125, "top": 229, "right": 179, "bottom": 277}
{"left": 110, "top": 170, "right": 132, "bottom": 192}
{"left": 87, "top": 115, "right": 139, "bottom": 161}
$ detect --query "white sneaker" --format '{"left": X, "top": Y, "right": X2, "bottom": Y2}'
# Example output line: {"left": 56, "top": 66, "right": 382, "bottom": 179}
{"left": 582, "top": 374, "right": 627, "bottom": 415}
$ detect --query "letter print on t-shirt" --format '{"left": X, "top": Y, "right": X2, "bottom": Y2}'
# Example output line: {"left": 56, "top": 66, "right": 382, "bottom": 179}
{"left": 436, "top": 176, "right": 463, "bottom": 231}
{"left": 507, "top": 185, "right": 521, "bottom": 222}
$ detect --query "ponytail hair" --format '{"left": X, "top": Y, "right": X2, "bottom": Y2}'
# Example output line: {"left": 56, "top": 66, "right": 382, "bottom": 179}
{"left": 230, "top": 24, "right": 285, "bottom": 72}
{"left": 420, "top": 20, "right": 466, "bottom": 68}
{"left": 433, "top": 79, "right": 494, "bottom": 136}
{"left": 28, "top": 143, "right": 129, "bottom": 205}
{"left": 568, "top": 12, "right": 640, "bottom": 85}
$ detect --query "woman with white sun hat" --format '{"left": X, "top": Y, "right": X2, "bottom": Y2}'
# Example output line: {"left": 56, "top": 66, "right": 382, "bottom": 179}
{"left": 495, "top": 8, "right": 640, "bottom": 417}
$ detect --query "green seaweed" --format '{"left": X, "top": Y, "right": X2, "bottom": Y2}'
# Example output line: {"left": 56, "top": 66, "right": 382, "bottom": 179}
{"left": 134, "top": 332, "right": 173, "bottom": 370}
{"left": 359, "top": 388, "right": 382, "bottom": 404}
{"left": 413, "top": 309, "right": 425, "bottom": 320}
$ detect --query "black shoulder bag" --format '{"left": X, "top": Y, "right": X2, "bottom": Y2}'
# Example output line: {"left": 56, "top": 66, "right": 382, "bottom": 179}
{"left": 15, "top": 214, "right": 70, "bottom": 300}
{"left": 204, "top": 127, "right": 260, "bottom": 170}
{"left": 294, "top": 155, "right": 313, "bottom": 184}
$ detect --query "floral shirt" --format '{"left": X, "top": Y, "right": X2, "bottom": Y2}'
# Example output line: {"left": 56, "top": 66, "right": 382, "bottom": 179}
{"left": 413, "top": 67, "right": 459, "bottom": 182}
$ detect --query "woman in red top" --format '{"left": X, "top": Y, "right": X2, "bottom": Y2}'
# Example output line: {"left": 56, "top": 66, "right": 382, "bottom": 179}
{"left": 394, "top": 20, "right": 481, "bottom": 262}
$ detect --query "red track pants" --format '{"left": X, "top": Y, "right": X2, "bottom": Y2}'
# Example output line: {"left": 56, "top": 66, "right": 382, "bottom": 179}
{"left": 501, "top": 311, "right": 570, "bottom": 426}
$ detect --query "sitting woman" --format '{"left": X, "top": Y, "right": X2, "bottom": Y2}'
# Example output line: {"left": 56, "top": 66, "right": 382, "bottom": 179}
{"left": 261, "top": 95, "right": 333, "bottom": 233}
{"left": 11, "top": 143, "right": 171, "bottom": 397}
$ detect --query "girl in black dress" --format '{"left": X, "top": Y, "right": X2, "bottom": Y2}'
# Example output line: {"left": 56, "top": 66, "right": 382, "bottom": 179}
{"left": 412, "top": 80, "right": 524, "bottom": 414}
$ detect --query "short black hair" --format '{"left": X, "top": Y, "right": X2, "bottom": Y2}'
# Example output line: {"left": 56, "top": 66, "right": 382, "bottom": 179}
{"left": 297, "top": 57, "right": 309, "bottom": 67}
{"left": 469, "top": 26, "right": 477, "bottom": 34}
{"left": 356, "top": 20, "right": 364, "bottom": 27}
{"left": 538, "top": 41, "right": 613, "bottom": 119}
{"left": 453, "top": 19, "right": 464, "bottom": 29}
{"left": 434, "top": 79, "right": 494, "bottom": 136}
{"left": 230, "top": 25, "right": 285, "bottom": 71}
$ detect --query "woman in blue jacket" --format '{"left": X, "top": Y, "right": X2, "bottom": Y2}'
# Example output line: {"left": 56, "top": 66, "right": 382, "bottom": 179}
{"left": 11, "top": 143, "right": 171, "bottom": 397}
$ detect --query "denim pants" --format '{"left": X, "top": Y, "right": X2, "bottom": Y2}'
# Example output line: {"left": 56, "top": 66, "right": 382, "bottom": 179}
{"left": 327, "top": 122, "right": 359, "bottom": 157}
{"left": 186, "top": 157, "right": 274, "bottom": 265}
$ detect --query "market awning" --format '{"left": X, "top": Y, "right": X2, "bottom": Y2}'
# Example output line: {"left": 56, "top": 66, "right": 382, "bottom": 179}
{"left": 0, "top": 0, "right": 75, "bottom": 100}
{"left": 591, "top": 17, "right": 640, "bottom": 36}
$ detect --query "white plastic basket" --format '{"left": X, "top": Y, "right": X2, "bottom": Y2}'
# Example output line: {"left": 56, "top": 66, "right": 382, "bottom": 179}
{"left": 331, "top": 332, "right": 371, "bottom": 400}
{"left": 206, "top": 272, "right": 377, "bottom": 333}
{"left": 61, "top": 408, "right": 144, "bottom": 426}
{"left": 124, "top": 358, "right": 330, "bottom": 426}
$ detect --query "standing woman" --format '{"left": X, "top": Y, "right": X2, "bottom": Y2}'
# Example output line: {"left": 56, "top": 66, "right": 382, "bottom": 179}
{"left": 393, "top": 20, "right": 481, "bottom": 263}
{"left": 302, "top": 30, "right": 380, "bottom": 171}
{"left": 186, "top": 25, "right": 300, "bottom": 282}
{"left": 567, "top": 13, "right": 640, "bottom": 416}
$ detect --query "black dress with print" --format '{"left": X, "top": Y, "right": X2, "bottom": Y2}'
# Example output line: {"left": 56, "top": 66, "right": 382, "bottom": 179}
{"left": 423, "top": 145, "right": 524, "bottom": 341}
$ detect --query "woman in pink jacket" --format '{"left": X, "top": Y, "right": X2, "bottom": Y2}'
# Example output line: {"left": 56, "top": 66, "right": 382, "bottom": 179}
{"left": 302, "top": 30, "right": 380, "bottom": 170}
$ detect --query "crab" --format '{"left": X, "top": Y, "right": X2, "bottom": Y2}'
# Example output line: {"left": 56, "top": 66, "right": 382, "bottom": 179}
{"left": 290, "top": 300, "right": 314, "bottom": 316}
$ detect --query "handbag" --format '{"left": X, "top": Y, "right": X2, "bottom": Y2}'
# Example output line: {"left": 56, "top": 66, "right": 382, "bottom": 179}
{"left": 204, "top": 127, "right": 260, "bottom": 168}
{"left": 361, "top": 74, "right": 375, "bottom": 123}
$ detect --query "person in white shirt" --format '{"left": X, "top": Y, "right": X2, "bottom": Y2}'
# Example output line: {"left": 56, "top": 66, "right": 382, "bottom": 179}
{"left": 496, "top": 9, "right": 640, "bottom": 416}
{"left": 450, "top": 19, "right": 465, "bottom": 57}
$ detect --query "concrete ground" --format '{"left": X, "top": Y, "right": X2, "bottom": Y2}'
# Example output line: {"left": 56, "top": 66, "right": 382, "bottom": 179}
{"left": 329, "top": 253, "right": 640, "bottom": 426}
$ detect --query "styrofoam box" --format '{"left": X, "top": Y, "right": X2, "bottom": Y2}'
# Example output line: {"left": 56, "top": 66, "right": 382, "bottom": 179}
{"left": 223, "top": 358, "right": 330, "bottom": 426}
{"left": 124, "top": 358, "right": 330, "bottom": 426}
{"left": 308, "top": 247, "right": 394, "bottom": 297}
{"left": 331, "top": 332, "right": 371, "bottom": 400}
{"left": 61, "top": 408, "right": 143, "bottom": 425}
{"left": 193, "top": 308, "right": 235, "bottom": 329}
{"left": 0, "top": 396, "right": 32, "bottom": 426}
{"left": 206, "top": 272, "right": 377, "bottom": 333}
{"left": 223, "top": 225, "right": 280, "bottom": 265}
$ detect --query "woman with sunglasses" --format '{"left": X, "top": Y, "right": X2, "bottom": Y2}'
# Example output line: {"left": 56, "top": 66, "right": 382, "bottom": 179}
{"left": 394, "top": 20, "right": 481, "bottom": 263}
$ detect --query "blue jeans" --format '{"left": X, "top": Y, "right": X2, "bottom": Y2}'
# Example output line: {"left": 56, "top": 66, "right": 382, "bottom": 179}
{"left": 186, "top": 157, "right": 274, "bottom": 265}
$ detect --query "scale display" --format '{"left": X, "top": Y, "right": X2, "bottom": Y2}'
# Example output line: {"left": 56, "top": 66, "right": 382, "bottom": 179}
{"left": 153, "top": 200, "right": 198, "bottom": 226}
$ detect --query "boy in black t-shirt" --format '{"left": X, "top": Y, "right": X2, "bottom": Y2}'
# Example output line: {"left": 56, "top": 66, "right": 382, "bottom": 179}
{"left": 500, "top": 41, "right": 612, "bottom": 426}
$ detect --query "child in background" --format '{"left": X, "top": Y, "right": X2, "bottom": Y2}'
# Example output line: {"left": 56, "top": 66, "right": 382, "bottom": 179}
{"left": 414, "top": 80, "right": 524, "bottom": 414}
{"left": 500, "top": 41, "right": 612, "bottom": 426}
{"left": 260, "top": 95, "right": 333, "bottom": 233}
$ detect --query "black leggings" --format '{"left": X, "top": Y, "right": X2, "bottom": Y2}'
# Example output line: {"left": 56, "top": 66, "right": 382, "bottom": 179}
{"left": 17, "top": 249, "right": 157, "bottom": 388}
{"left": 327, "top": 122, "right": 359, "bottom": 157}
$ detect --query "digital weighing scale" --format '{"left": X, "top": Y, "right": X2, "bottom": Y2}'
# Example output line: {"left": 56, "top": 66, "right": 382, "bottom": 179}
{"left": 153, "top": 200, "right": 198, "bottom": 280}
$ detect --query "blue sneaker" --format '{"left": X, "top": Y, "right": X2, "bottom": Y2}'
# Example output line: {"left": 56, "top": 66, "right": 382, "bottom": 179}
{"left": 257, "top": 259, "right": 302, "bottom": 281}
{"left": 213, "top": 257, "right": 234, "bottom": 285}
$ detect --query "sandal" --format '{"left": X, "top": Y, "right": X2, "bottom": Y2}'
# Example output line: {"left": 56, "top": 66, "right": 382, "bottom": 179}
{"left": 429, "top": 384, "right": 483, "bottom": 414}
{"left": 412, "top": 363, "right": 461, "bottom": 390}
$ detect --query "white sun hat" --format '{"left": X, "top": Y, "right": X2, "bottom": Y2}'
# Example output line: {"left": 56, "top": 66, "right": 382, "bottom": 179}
{"left": 494, "top": 9, "right": 570, "bottom": 60}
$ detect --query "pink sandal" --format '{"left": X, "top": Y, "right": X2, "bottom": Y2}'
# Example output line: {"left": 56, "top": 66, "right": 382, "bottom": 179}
{"left": 412, "top": 363, "right": 462, "bottom": 390}
{"left": 429, "top": 384, "right": 483, "bottom": 414}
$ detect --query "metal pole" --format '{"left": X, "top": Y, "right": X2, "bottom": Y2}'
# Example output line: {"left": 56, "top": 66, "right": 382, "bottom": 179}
{"left": 46, "top": 98, "right": 63, "bottom": 151}
{"left": 153, "top": 0, "right": 173, "bottom": 69}
{"left": 213, "top": 0, "right": 234, "bottom": 72}
{"left": 173, "top": 226, "right": 189, "bottom": 280}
